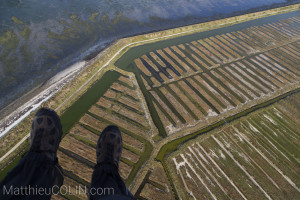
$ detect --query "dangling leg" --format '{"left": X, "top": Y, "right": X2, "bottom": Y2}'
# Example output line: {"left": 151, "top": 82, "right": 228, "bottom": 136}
{"left": 89, "top": 125, "right": 134, "bottom": 199}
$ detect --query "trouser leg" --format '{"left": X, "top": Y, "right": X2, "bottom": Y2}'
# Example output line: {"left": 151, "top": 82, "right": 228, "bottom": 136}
{"left": 0, "top": 152, "right": 63, "bottom": 200}
{"left": 89, "top": 164, "right": 133, "bottom": 199}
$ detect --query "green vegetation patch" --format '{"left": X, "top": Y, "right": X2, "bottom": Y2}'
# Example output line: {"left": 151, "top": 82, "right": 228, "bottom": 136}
{"left": 60, "top": 70, "right": 120, "bottom": 136}
{"left": 11, "top": 16, "right": 24, "bottom": 25}
{"left": 20, "top": 27, "right": 31, "bottom": 40}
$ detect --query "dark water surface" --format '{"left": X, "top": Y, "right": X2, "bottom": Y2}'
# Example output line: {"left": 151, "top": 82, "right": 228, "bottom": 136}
{"left": 0, "top": 0, "right": 298, "bottom": 110}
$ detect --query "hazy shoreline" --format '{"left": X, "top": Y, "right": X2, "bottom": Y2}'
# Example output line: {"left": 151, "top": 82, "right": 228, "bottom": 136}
{"left": 1, "top": 0, "right": 298, "bottom": 112}
{"left": 0, "top": 61, "right": 87, "bottom": 137}
{"left": 0, "top": 1, "right": 298, "bottom": 138}
{"left": 0, "top": 38, "right": 119, "bottom": 138}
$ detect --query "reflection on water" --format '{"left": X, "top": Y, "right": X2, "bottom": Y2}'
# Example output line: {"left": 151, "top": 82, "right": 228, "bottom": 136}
{"left": 0, "top": 0, "right": 296, "bottom": 110}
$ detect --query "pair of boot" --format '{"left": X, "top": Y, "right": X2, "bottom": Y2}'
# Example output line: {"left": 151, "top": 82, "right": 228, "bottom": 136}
{"left": 30, "top": 108, "right": 124, "bottom": 197}
{"left": 30, "top": 108, "right": 122, "bottom": 167}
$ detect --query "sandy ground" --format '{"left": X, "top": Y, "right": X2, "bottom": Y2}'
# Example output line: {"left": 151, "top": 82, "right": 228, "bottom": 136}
{"left": 0, "top": 61, "right": 87, "bottom": 138}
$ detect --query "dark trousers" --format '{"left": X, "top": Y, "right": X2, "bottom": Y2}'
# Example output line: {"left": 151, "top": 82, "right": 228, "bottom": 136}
{"left": 89, "top": 164, "right": 134, "bottom": 200}
{"left": 0, "top": 152, "right": 133, "bottom": 200}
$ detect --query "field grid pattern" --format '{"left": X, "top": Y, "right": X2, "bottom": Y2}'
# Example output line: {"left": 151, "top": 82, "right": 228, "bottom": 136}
{"left": 51, "top": 14, "right": 300, "bottom": 200}
{"left": 127, "top": 15, "right": 300, "bottom": 200}
{"left": 133, "top": 16, "right": 300, "bottom": 135}
{"left": 0, "top": 11, "right": 296, "bottom": 200}
{"left": 168, "top": 101, "right": 300, "bottom": 200}
{"left": 54, "top": 74, "right": 153, "bottom": 199}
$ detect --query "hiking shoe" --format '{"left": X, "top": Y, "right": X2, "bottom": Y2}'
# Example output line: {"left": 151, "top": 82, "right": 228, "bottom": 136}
{"left": 30, "top": 108, "right": 62, "bottom": 158}
{"left": 96, "top": 125, "right": 122, "bottom": 167}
